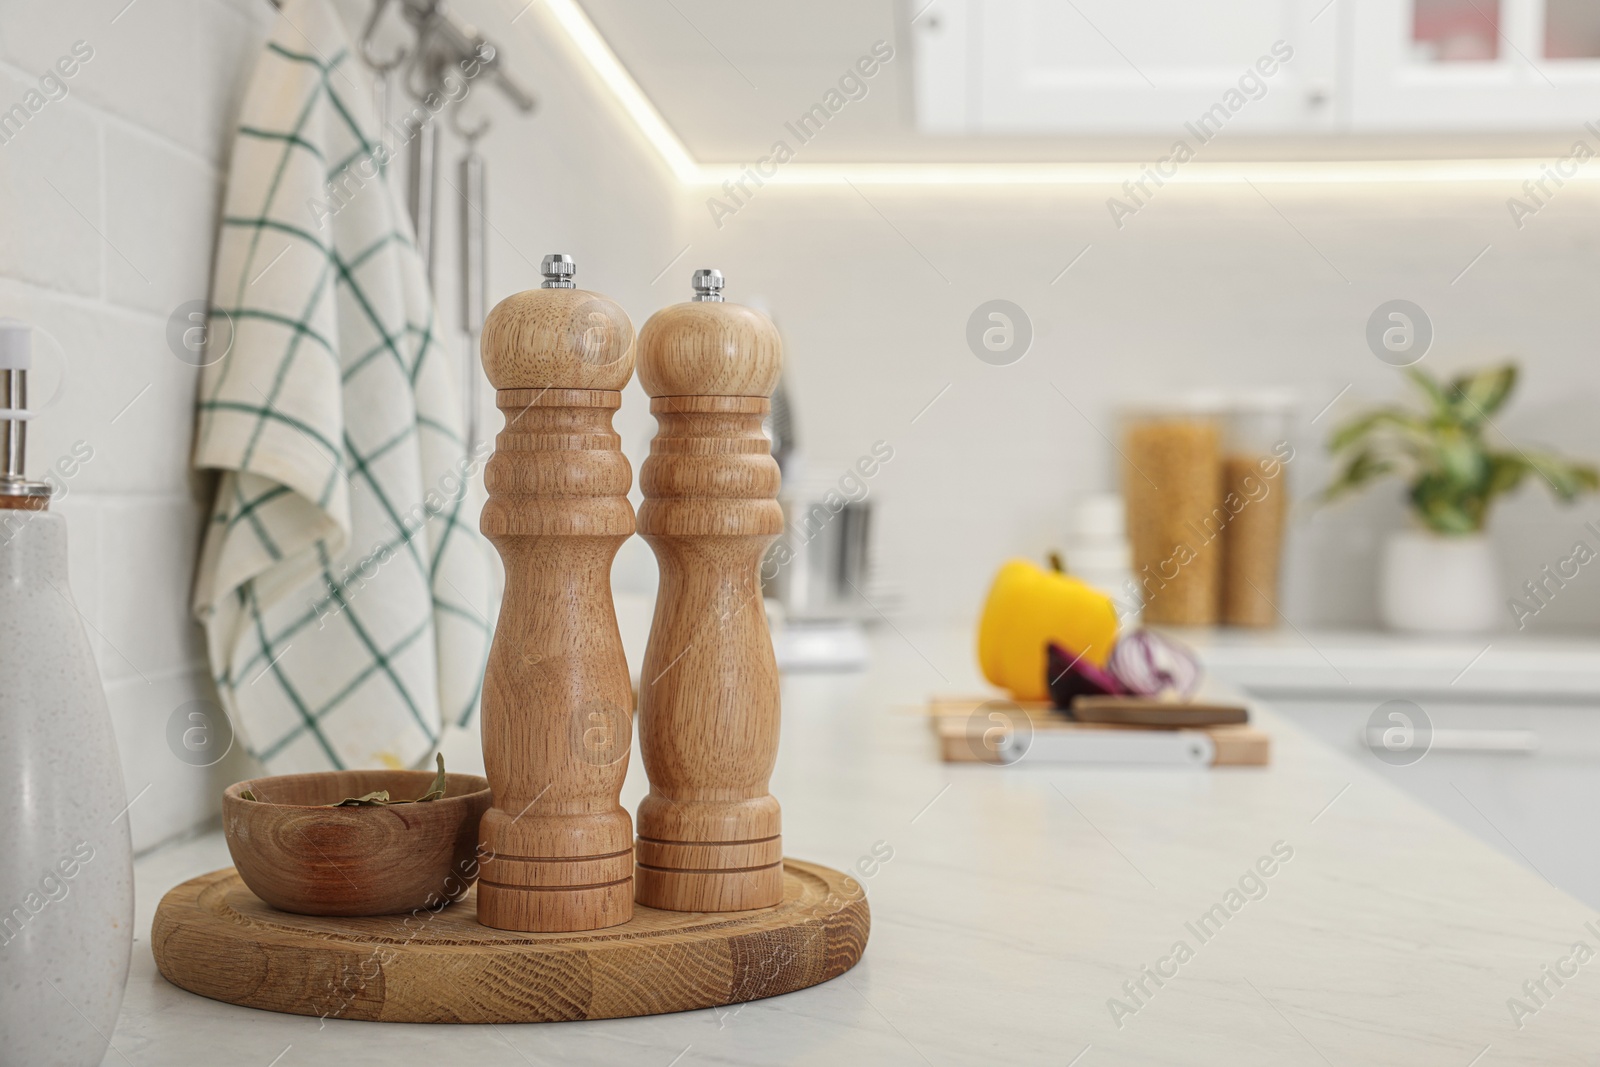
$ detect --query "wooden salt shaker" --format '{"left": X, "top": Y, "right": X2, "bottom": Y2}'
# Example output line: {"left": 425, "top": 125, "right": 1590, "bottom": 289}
{"left": 634, "top": 269, "right": 785, "bottom": 912}
{"left": 476, "top": 255, "right": 637, "bottom": 932}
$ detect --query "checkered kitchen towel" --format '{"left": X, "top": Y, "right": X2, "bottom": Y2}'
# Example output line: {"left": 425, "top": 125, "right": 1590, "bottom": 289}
{"left": 192, "top": 0, "right": 489, "bottom": 773}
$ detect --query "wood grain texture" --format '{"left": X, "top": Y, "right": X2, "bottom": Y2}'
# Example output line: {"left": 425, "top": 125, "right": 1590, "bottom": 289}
{"left": 1070, "top": 696, "right": 1250, "bottom": 727}
{"left": 479, "top": 285, "right": 635, "bottom": 391}
{"left": 151, "top": 859, "right": 869, "bottom": 1023}
{"left": 634, "top": 297, "right": 786, "bottom": 912}
{"left": 928, "top": 698, "right": 1270, "bottom": 766}
{"left": 221, "top": 770, "right": 491, "bottom": 917}
{"left": 477, "top": 287, "right": 638, "bottom": 932}
{"left": 634, "top": 301, "right": 781, "bottom": 398}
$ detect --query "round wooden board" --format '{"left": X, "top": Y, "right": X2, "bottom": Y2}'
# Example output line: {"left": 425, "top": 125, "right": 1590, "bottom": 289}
{"left": 152, "top": 858, "right": 869, "bottom": 1024}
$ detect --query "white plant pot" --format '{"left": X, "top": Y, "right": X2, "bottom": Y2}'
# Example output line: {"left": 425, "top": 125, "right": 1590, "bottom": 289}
{"left": 1379, "top": 529, "right": 1501, "bottom": 633}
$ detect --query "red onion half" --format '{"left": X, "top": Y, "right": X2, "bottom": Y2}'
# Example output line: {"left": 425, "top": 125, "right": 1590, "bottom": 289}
{"left": 1108, "top": 630, "right": 1203, "bottom": 699}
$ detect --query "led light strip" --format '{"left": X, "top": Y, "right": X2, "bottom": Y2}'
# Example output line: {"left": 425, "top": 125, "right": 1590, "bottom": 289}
{"left": 538, "top": 0, "right": 1579, "bottom": 186}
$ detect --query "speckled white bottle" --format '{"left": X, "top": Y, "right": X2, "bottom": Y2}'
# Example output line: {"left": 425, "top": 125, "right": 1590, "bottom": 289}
{"left": 0, "top": 508, "right": 134, "bottom": 1066}
{"left": 0, "top": 321, "right": 133, "bottom": 1066}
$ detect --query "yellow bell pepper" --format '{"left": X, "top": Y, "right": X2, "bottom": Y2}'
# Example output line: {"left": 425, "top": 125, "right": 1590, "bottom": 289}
{"left": 977, "top": 556, "right": 1120, "bottom": 702}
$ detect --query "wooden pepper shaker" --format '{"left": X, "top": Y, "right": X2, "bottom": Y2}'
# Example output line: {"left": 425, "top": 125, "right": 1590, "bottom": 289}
{"left": 634, "top": 269, "right": 785, "bottom": 912}
{"left": 476, "top": 254, "right": 638, "bottom": 932}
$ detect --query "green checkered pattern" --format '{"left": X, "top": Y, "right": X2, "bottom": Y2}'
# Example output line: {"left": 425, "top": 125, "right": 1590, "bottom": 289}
{"left": 192, "top": 0, "right": 488, "bottom": 774}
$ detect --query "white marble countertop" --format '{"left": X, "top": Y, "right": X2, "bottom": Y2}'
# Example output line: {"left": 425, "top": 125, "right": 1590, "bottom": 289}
{"left": 113, "top": 627, "right": 1600, "bottom": 1065}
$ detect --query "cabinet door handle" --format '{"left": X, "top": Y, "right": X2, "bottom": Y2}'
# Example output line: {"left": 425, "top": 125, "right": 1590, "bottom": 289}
{"left": 1363, "top": 728, "right": 1539, "bottom": 754}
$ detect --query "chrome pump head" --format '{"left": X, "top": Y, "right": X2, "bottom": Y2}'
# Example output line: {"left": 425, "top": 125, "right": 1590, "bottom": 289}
{"left": 0, "top": 319, "right": 50, "bottom": 506}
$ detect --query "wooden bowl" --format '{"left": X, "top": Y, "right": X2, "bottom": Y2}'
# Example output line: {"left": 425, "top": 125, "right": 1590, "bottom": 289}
{"left": 222, "top": 769, "right": 492, "bottom": 917}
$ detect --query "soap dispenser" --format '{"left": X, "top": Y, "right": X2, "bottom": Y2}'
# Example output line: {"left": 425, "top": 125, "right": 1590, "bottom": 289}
{"left": 0, "top": 320, "right": 134, "bottom": 1066}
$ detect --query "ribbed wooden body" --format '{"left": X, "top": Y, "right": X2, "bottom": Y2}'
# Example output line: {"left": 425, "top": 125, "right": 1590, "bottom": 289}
{"left": 635, "top": 297, "right": 786, "bottom": 912}
{"left": 476, "top": 385, "right": 637, "bottom": 932}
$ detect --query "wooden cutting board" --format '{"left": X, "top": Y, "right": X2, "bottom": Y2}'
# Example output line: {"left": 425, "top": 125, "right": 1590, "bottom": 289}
{"left": 152, "top": 859, "right": 867, "bottom": 1023}
{"left": 929, "top": 697, "right": 1270, "bottom": 766}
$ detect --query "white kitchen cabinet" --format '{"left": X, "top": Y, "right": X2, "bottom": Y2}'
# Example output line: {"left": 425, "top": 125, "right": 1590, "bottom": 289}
{"left": 1197, "top": 629, "right": 1600, "bottom": 910}
{"left": 1351, "top": 0, "right": 1600, "bottom": 129}
{"left": 914, "top": 0, "right": 1600, "bottom": 135}
{"left": 914, "top": 0, "right": 1336, "bottom": 134}
{"left": 1266, "top": 695, "right": 1600, "bottom": 909}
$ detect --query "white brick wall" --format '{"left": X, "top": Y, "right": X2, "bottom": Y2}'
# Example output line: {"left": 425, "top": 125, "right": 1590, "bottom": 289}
{"left": 0, "top": 0, "right": 276, "bottom": 853}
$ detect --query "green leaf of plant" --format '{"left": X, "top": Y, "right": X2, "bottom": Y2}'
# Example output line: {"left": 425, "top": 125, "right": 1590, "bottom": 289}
{"left": 1428, "top": 508, "right": 1480, "bottom": 535}
{"left": 1320, "top": 447, "right": 1397, "bottom": 502}
{"left": 1324, "top": 359, "right": 1597, "bottom": 527}
{"left": 1521, "top": 450, "right": 1600, "bottom": 502}
{"left": 1450, "top": 363, "right": 1517, "bottom": 422}
{"left": 1432, "top": 426, "right": 1487, "bottom": 488}
{"left": 1411, "top": 476, "right": 1481, "bottom": 534}
{"left": 1406, "top": 367, "right": 1454, "bottom": 419}
{"left": 240, "top": 789, "right": 257, "bottom": 802}
{"left": 1326, "top": 407, "right": 1427, "bottom": 454}
{"left": 1484, "top": 453, "right": 1529, "bottom": 498}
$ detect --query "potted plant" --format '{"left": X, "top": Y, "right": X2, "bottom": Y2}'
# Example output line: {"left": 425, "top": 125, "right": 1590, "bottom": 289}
{"left": 1322, "top": 363, "right": 1599, "bottom": 633}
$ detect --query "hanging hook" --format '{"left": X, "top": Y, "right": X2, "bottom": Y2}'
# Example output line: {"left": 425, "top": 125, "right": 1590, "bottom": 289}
{"left": 449, "top": 98, "right": 491, "bottom": 143}
{"left": 359, "top": 0, "right": 411, "bottom": 75}
{"left": 402, "top": 21, "right": 448, "bottom": 103}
